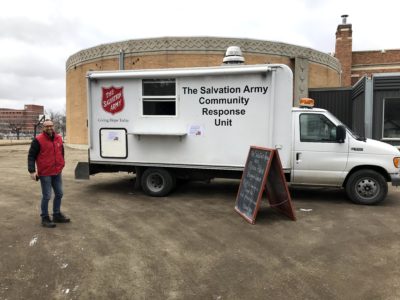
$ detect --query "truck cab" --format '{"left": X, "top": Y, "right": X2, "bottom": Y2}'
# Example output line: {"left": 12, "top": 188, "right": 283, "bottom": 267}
{"left": 291, "top": 99, "right": 400, "bottom": 204}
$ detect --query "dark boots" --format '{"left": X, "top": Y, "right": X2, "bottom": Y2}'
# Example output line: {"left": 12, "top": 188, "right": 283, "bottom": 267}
{"left": 41, "top": 216, "right": 56, "bottom": 228}
{"left": 41, "top": 213, "right": 70, "bottom": 228}
{"left": 53, "top": 212, "right": 70, "bottom": 223}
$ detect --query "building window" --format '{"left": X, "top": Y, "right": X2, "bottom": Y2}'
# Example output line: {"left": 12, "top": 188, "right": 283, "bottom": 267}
{"left": 300, "top": 113, "right": 337, "bottom": 142}
{"left": 142, "top": 79, "right": 176, "bottom": 116}
{"left": 383, "top": 98, "right": 400, "bottom": 139}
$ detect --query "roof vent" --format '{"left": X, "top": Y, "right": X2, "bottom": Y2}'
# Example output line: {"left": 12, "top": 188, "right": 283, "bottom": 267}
{"left": 223, "top": 46, "right": 245, "bottom": 64}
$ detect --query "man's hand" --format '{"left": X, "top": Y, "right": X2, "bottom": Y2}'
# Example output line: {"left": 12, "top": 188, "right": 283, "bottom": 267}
{"left": 30, "top": 172, "right": 37, "bottom": 181}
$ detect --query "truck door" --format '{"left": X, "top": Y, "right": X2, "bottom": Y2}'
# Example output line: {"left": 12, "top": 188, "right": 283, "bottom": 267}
{"left": 293, "top": 112, "right": 349, "bottom": 186}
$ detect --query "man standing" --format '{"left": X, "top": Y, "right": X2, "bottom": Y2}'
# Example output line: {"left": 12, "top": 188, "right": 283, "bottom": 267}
{"left": 28, "top": 119, "right": 70, "bottom": 228}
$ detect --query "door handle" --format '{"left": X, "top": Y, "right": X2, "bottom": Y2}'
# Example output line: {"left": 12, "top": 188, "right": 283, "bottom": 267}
{"left": 296, "top": 152, "right": 301, "bottom": 161}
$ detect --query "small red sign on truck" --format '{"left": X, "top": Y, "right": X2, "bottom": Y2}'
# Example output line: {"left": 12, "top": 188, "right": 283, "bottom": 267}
{"left": 102, "top": 86, "right": 124, "bottom": 114}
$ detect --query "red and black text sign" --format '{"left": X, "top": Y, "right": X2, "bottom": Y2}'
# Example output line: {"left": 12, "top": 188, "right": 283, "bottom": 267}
{"left": 235, "top": 146, "right": 296, "bottom": 224}
{"left": 102, "top": 86, "right": 125, "bottom": 115}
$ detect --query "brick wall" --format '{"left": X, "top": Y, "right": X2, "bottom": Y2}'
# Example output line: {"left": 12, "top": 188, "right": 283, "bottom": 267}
{"left": 353, "top": 49, "right": 400, "bottom": 65}
{"left": 351, "top": 49, "right": 400, "bottom": 85}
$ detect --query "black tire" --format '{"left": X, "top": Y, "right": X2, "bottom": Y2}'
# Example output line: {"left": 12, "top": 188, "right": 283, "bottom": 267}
{"left": 141, "top": 168, "right": 176, "bottom": 197}
{"left": 345, "top": 170, "right": 388, "bottom": 205}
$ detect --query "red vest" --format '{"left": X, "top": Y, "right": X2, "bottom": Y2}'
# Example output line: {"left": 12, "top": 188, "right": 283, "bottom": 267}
{"left": 36, "top": 132, "right": 65, "bottom": 176}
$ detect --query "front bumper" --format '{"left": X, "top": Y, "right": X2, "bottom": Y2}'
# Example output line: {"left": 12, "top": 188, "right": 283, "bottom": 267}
{"left": 391, "top": 173, "right": 400, "bottom": 186}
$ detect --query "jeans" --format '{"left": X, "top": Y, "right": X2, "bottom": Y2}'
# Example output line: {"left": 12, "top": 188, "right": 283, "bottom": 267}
{"left": 39, "top": 173, "right": 63, "bottom": 217}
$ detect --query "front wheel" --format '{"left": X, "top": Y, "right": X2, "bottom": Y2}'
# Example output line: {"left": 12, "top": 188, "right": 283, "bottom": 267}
{"left": 141, "top": 168, "right": 176, "bottom": 197}
{"left": 345, "top": 170, "right": 388, "bottom": 205}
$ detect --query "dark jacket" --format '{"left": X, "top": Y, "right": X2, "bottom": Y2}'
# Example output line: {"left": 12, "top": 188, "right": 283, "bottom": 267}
{"left": 28, "top": 132, "right": 65, "bottom": 176}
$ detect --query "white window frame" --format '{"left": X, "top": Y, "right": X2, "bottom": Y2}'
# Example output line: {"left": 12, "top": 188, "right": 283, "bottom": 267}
{"left": 141, "top": 79, "right": 177, "bottom": 118}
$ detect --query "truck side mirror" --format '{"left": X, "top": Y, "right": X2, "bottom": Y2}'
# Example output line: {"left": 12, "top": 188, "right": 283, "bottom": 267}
{"left": 336, "top": 125, "right": 346, "bottom": 143}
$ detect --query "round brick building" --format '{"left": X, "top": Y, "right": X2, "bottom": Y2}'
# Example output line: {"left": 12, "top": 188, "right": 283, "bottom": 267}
{"left": 66, "top": 37, "right": 341, "bottom": 146}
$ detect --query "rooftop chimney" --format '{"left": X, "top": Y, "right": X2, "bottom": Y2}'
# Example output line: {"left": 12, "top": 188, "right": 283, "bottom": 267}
{"left": 335, "top": 15, "right": 352, "bottom": 87}
{"left": 341, "top": 14, "right": 349, "bottom": 24}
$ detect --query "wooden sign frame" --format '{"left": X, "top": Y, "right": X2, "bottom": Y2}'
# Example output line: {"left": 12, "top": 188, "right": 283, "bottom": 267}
{"left": 264, "top": 150, "right": 296, "bottom": 221}
{"left": 235, "top": 146, "right": 296, "bottom": 224}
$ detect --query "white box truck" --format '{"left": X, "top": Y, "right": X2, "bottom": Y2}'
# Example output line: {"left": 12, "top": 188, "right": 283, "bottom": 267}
{"left": 75, "top": 63, "right": 400, "bottom": 204}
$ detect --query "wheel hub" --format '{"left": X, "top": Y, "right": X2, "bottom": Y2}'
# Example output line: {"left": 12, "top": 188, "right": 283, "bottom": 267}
{"left": 147, "top": 174, "right": 164, "bottom": 192}
{"left": 356, "top": 178, "right": 379, "bottom": 198}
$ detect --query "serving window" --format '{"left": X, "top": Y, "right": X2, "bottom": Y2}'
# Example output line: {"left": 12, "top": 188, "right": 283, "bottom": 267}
{"left": 142, "top": 79, "right": 176, "bottom": 116}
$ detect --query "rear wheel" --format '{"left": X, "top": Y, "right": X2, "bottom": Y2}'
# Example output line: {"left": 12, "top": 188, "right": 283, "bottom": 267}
{"left": 141, "top": 168, "right": 176, "bottom": 197}
{"left": 345, "top": 170, "right": 387, "bottom": 205}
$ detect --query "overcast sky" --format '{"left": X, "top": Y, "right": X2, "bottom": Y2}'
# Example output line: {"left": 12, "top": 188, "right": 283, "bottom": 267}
{"left": 1, "top": 0, "right": 399, "bottom": 112}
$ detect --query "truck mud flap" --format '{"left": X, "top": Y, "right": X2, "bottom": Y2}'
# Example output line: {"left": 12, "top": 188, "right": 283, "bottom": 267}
{"left": 75, "top": 162, "right": 90, "bottom": 180}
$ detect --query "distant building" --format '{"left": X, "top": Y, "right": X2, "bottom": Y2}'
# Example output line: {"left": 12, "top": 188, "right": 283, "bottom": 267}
{"left": 0, "top": 105, "right": 44, "bottom": 134}
{"left": 334, "top": 15, "right": 400, "bottom": 86}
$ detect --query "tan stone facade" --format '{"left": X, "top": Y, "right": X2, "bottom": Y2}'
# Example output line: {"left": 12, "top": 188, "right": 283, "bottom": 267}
{"left": 66, "top": 37, "right": 341, "bottom": 145}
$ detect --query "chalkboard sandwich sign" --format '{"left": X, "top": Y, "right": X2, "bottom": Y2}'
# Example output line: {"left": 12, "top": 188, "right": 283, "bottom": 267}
{"left": 235, "top": 146, "right": 296, "bottom": 224}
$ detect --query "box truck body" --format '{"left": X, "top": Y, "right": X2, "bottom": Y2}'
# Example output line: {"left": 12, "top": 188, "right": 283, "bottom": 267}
{"left": 76, "top": 64, "right": 400, "bottom": 204}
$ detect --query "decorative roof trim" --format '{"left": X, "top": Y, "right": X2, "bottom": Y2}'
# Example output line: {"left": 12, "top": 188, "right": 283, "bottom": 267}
{"left": 66, "top": 37, "right": 340, "bottom": 72}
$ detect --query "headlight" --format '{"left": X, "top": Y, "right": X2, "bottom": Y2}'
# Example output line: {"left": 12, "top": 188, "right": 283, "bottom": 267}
{"left": 394, "top": 157, "right": 400, "bottom": 168}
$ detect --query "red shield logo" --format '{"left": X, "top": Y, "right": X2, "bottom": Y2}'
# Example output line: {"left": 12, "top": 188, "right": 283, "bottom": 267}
{"left": 102, "top": 86, "right": 124, "bottom": 115}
